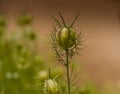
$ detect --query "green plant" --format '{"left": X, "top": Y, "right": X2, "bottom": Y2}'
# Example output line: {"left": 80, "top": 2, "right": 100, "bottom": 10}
{"left": 50, "top": 12, "right": 84, "bottom": 94}
{"left": 0, "top": 12, "right": 116, "bottom": 94}
{"left": 35, "top": 69, "right": 64, "bottom": 94}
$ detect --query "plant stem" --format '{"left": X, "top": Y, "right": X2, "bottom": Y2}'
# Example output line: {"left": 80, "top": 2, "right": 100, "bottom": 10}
{"left": 66, "top": 50, "right": 70, "bottom": 94}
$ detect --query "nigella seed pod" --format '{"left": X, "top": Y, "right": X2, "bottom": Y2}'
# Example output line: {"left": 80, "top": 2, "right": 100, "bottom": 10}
{"left": 56, "top": 27, "right": 76, "bottom": 50}
{"left": 44, "top": 79, "right": 58, "bottom": 94}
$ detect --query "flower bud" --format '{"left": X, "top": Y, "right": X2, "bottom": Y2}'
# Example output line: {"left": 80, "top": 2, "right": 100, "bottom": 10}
{"left": 36, "top": 71, "right": 48, "bottom": 81}
{"left": 56, "top": 27, "right": 76, "bottom": 50}
{"left": 44, "top": 79, "right": 58, "bottom": 94}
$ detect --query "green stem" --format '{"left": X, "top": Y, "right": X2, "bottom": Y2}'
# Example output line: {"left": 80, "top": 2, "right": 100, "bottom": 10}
{"left": 66, "top": 50, "right": 70, "bottom": 94}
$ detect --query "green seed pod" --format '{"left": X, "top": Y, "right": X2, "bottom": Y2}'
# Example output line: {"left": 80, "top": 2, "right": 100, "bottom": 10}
{"left": 56, "top": 27, "right": 76, "bottom": 50}
{"left": 36, "top": 71, "right": 48, "bottom": 81}
{"left": 44, "top": 79, "right": 59, "bottom": 94}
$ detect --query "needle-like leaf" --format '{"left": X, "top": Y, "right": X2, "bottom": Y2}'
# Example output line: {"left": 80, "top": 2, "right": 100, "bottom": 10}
{"left": 70, "top": 13, "right": 80, "bottom": 27}
{"left": 51, "top": 16, "right": 61, "bottom": 27}
{"left": 58, "top": 12, "right": 66, "bottom": 26}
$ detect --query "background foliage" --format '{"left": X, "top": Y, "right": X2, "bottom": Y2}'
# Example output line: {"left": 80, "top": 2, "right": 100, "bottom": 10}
{"left": 0, "top": 14, "right": 119, "bottom": 94}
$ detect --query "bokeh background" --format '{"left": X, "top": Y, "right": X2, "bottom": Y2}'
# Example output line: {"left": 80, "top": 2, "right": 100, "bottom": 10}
{"left": 0, "top": 0, "right": 120, "bottom": 92}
